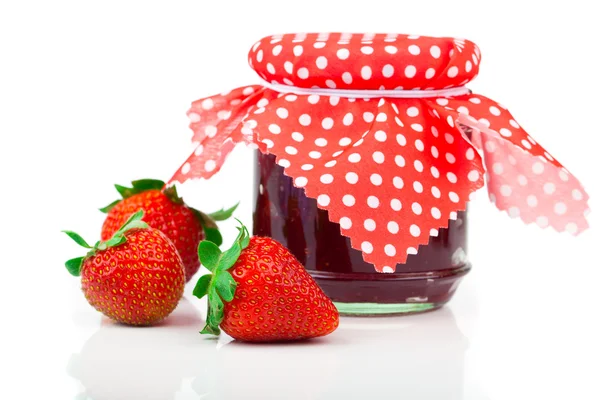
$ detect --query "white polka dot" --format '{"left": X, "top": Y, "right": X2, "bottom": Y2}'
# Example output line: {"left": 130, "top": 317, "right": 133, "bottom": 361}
{"left": 468, "top": 170, "right": 480, "bottom": 182}
{"left": 266, "top": 63, "right": 275, "bottom": 74}
{"left": 430, "top": 166, "right": 440, "bottom": 178}
{"left": 325, "top": 159, "right": 337, "bottom": 167}
{"left": 261, "top": 139, "right": 274, "bottom": 149}
{"left": 370, "top": 174, "right": 383, "bottom": 186}
{"left": 343, "top": 195, "right": 356, "bottom": 207}
{"left": 189, "top": 112, "right": 200, "bottom": 122}
{"left": 194, "top": 145, "right": 204, "bottom": 156}
{"left": 508, "top": 207, "right": 520, "bottom": 218}
{"left": 268, "top": 124, "right": 281, "bottom": 134}
{"left": 313, "top": 138, "right": 327, "bottom": 147}
{"left": 508, "top": 156, "right": 517, "bottom": 165}
{"left": 478, "top": 118, "right": 490, "bottom": 127}
{"left": 321, "top": 117, "right": 334, "bottom": 130}
{"left": 532, "top": 162, "right": 544, "bottom": 174}
{"left": 407, "top": 247, "right": 418, "bottom": 255}
{"left": 431, "top": 127, "right": 439, "bottom": 137}
{"left": 325, "top": 79, "right": 336, "bottom": 89}
{"left": 384, "top": 244, "right": 396, "bottom": 256}
{"left": 316, "top": 56, "right": 328, "bottom": 69}
{"left": 299, "top": 114, "right": 311, "bottom": 126}
{"left": 489, "top": 106, "right": 501, "bottom": 116}
{"left": 275, "top": 107, "right": 289, "bottom": 119}
{"left": 339, "top": 217, "right": 352, "bottom": 229}
{"left": 509, "top": 119, "right": 520, "bottom": 129}
{"left": 413, "top": 181, "right": 423, "bottom": 193}
{"left": 543, "top": 182, "right": 556, "bottom": 195}
{"left": 536, "top": 216, "right": 549, "bottom": 228}
{"left": 384, "top": 45, "right": 397, "bottom": 54}
{"left": 339, "top": 137, "right": 352, "bottom": 146}
{"left": 409, "top": 225, "right": 421, "bottom": 237}
{"left": 485, "top": 141, "right": 496, "bottom": 153}
{"left": 291, "top": 132, "right": 304, "bottom": 142}
{"left": 374, "top": 130, "right": 387, "bottom": 142}
{"left": 559, "top": 170, "right": 570, "bottom": 182}
{"left": 361, "top": 66, "right": 372, "bottom": 80}
{"left": 205, "top": 125, "right": 218, "bottom": 137}
{"left": 181, "top": 162, "right": 191, "bottom": 174}
{"left": 412, "top": 202, "right": 422, "bottom": 215}
{"left": 526, "top": 195, "right": 538, "bottom": 207}
{"left": 447, "top": 66, "right": 459, "bottom": 78}
{"left": 382, "top": 64, "right": 394, "bottom": 77}
{"left": 431, "top": 146, "right": 439, "bottom": 158}
{"left": 337, "top": 48, "right": 350, "bottom": 59}
{"left": 395, "top": 155, "right": 406, "bottom": 167}
{"left": 411, "top": 123, "right": 424, "bottom": 132}
{"left": 320, "top": 174, "right": 333, "bottom": 184}
{"left": 295, "top": 177, "right": 308, "bottom": 187}
{"left": 367, "top": 196, "right": 380, "bottom": 208}
{"left": 404, "top": 65, "right": 417, "bottom": 78}
{"left": 572, "top": 189, "right": 583, "bottom": 201}
{"left": 406, "top": 107, "right": 419, "bottom": 117}
{"left": 466, "top": 148, "right": 475, "bottom": 160}
{"left": 363, "top": 112, "right": 374, "bottom": 122}
{"left": 301, "top": 164, "right": 313, "bottom": 171}
{"left": 425, "top": 68, "right": 436, "bottom": 79}
{"left": 348, "top": 153, "right": 361, "bottom": 163}
{"left": 284, "top": 61, "right": 293, "bottom": 74}
{"left": 341, "top": 113, "right": 354, "bottom": 126}
{"left": 345, "top": 172, "right": 359, "bottom": 184}
{"left": 376, "top": 112, "right": 387, "bottom": 122}
{"left": 406, "top": 44, "right": 420, "bottom": 55}
{"left": 285, "top": 146, "right": 297, "bottom": 155}
{"left": 492, "top": 162, "right": 504, "bottom": 175}
{"left": 521, "top": 139, "right": 532, "bottom": 150}
{"left": 363, "top": 219, "right": 376, "bottom": 231}
{"left": 446, "top": 153, "right": 456, "bottom": 164}
{"left": 361, "top": 241, "right": 373, "bottom": 254}
{"left": 450, "top": 211, "right": 458, "bottom": 220}
{"left": 449, "top": 192, "right": 459, "bottom": 203}
{"left": 565, "top": 223, "right": 578, "bottom": 235}
{"left": 499, "top": 128, "right": 512, "bottom": 138}
{"left": 369, "top": 151, "right": 384, "bottom": 164}
{"left": 431, "top": 207, "right": 441, "bottom": 219}
{"left": 446, "top": 115, "right": 455, "bottom": 127}
{"left": 342, "top": 72, "right": 353, "bottom": 84}
{"left": 396, "top": 134, "right": 407, "bottom": 147}
{"left": 284, "top": 95, "right": 297, "bottom": 102}
{"left": 447, "top": 172, "right": 458, "bottom": 183}
{"left": 393, "top": 176, "right": 404, "bottom": 189}
{"left": 293, "top": 45, "right": 303, "bottom": 56}
{"left": 317, "top": 194, "right": 330, "bottom": 206}
{"left": 465, "top": 60, "right": 473, "bottom": 72}
{"left": 469, "top": 97, "right": 481, "bottom": 104}
{"left": 382, "top": 266, "right": 394, "bottom": 273}
{"left": 457, "top": 106, "right": 469, "bottom": 115}
{"left": 256, "top": 49, "right": 264, "bottom": 62}
{"left": 554, "top": 202, "right": 567, "bottom": 215}
{"left": 205, "top": 160, "right": 216, "bottom": 172}
{"left": 517, "top": 175, "right": 528, "bottom": 186}
{"left": 390, "top": 198, "right": 402, "bottom": 211}
{"left": 500, "top": 185, "right": 512, "bottom": 197}
{"left": 430, "top": 45, "right": 441, "bottom": 58}
{"left": 444, "top": 133, "right": 455, "bottom": 144}
{"left": 297, "top": 67, "right": 309, "bottom": 79}
{"left": 361, "top": 46, "right": 374, "bottom": 54}
{"left": 387, "top": 221, "right": 399, "bottom": 234}
{"left": 307, "top": 94, "right": 320, "bottom": 104}
{"left": 415, "top": 139, "right": 425, "bottom": 151}
{"left": 414, "top": 160, "right": 424, "bottom": 172}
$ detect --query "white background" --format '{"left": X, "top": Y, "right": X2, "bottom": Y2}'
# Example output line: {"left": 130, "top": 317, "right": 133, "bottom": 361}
{"left": 1, "top": 1, "right": 599, "bottom": 399}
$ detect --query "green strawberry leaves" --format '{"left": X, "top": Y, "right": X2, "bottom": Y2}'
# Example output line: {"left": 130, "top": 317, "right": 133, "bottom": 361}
{"left": 100, "top": 179, "right": 167, "bottom": 213}
{"left": 193, "top": 221, "right": 251, "bottom": 336}
{"left": 192, "top": 202, "right": 239, "bottom": 247}
{"left": 208, "top": 203, "right": 240, "bottom": 221}
{"left": 63, "top": 210, "right": 149, "bottom": 277}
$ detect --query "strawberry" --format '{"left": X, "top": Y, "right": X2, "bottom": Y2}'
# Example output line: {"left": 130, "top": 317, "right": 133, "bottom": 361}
{"left": 100, "top": 179, "right": 237, "bottom": 282}
{"left": 64, "top": 210, "right": 185, "bottom": 325}
{"left": 192, "top": 222, "right": 339, "bottom": 342}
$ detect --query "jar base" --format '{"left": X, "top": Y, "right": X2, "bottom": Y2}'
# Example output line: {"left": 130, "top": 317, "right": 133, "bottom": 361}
{"left": 334, "top": 301, "right": 443, "bottom": 316}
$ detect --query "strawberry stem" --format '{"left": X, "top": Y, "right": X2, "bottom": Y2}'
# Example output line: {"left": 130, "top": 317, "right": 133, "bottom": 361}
{"left": 193, "top": 220, "right": 250, "bottom": 336}
{"left": 63, "top": 210, "right": 149, "bottom": 276}
{"left": 99, "top": 178, "right": 167, "bottom": 213}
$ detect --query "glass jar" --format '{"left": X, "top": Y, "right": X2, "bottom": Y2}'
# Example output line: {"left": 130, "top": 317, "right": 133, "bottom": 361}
{"left": 253, "top": 152, "right": 470, "bottom": 315}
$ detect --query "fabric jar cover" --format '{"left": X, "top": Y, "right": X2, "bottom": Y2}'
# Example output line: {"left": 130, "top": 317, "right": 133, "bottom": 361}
{"left": 170, "top": 33, "right": 590, "bottom": 273}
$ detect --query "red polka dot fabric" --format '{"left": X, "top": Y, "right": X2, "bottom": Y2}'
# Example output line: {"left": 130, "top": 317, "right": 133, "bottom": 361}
{"left": 171, "top": 33, "right": 590, "bottom": 272}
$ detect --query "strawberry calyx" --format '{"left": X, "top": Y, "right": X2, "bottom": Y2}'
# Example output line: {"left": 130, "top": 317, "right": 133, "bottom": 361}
{"left": 193, "top": 220, "right": 250, "bottom": 335}
{"left": 99, "top": 179, "right": 169, "bottom": 213}
{"left": 63, "top": 210, "right": 149, "bottom": 277}
{"left": 191, "top": 203, "right": 239, "bottom": 247}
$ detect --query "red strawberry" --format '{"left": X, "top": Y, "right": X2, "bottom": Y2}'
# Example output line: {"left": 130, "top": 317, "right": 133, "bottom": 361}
{"left": 100, "top": 179, "right": 237, "bottom": 282}
{"left": 64, "top": 210, "right": 185, "bottom": 325}
{"left": 193, "top": 222, "right": 339, "bottom": 342}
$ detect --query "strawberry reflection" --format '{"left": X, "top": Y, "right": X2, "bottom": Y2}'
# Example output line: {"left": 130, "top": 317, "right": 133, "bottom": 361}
{"left": 192, "top": 308, "right": 471, "bottom": 399}
{"left": 68, "top": 297, "right": 213, "bottom": 400}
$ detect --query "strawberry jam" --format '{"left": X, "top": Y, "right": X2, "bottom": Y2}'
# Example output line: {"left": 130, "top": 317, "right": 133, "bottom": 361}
{"left": 253, "top": 152, "right": 470, "bottom": 315}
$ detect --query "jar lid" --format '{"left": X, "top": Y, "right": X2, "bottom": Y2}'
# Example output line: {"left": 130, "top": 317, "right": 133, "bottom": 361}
{"left": 248, "top": 33, "right": 480, "bottom": 90}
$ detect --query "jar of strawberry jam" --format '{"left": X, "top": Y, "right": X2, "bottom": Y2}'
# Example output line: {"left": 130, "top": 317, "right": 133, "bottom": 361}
{"left": 172, "top": 33, "right": 590, "bottom": 315}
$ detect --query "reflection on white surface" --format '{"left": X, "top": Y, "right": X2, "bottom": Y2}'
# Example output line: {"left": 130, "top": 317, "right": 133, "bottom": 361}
{"left": 68, "top": 298, "right": 480, "bottom": 400}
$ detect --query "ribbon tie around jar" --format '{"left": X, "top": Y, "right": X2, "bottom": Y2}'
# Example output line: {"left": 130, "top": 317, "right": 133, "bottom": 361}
{"left": 170, "top": 33, "right": 590, "bottom": 273}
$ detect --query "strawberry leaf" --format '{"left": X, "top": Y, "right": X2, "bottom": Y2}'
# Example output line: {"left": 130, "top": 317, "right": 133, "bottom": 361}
{"left": 65, "top": 257, "right": 85, "bottom": 276}
{"left": 215, "top": 271, "right": 236, "bottom": 302}
{"left": 193, "top": 274, "right": 212, "bottom": 299}
{"left": 163, "top": 185, "right": 183, "bottom": 205}
{"left": 63, "top": 230, "right": 93, "bottom": 249}
{"left": 131, "top": 179, "right": 165, "bottom": 191}
{"left": 208, "top": 202, "right": 240, "bottom": 221}
{"left": 99, "top": 200, "right": 120, "bottom": 214}
{"left": 204, "top": 227, "right": 223, "bottom": 247}
{"left": 198, "top": 241, "right": 222, "bottom": 272}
